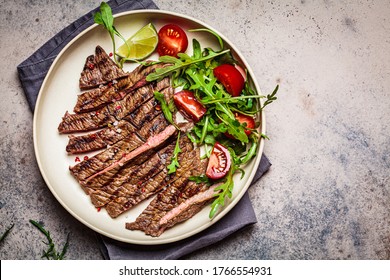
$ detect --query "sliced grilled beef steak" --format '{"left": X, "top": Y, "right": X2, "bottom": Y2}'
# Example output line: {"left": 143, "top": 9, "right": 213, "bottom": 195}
{"left": 99, "top": 136, "right": 195, "bottom": 217}
{"left": 79, "top": 54, "right": 105, "bottom": 90}
{"left": 158, "top": 182, "right": 221, "bottom": 229}
{"left": 81, "top": 115, "right": 169, "bottom": 190}
{"left": 70, "top": 132, "right": 145, "bottom": 183}
{"left": 126, "top": 86, "right": 174, "bottom": 129}
{"left": 74, "top": 79, "right": 126, "bottom": 114}
{"left": 66, "top": 120, "right": 136, "bottom": 154}
{"left": 58, "top": 108, "right": 117, "bottom": 134}
{"left": 88, "top": 151, "right": 165, "bottom": 207}
{"left": 75, "top": 68, "right": 170, "bottom": 114}
{"left": 82, "top": 124, "right": 178, "bottom": 185}
{"left": 107, "top": 84, "right": 155, "bottom": 120}
{"left": 58, "top": 84, "right": 155, "bottom": 133}
{"left": 79, "top": 46, "right": 127, "bottom": 90}
{"left": 125, "top": 153, "right": 208, "bottom": 236}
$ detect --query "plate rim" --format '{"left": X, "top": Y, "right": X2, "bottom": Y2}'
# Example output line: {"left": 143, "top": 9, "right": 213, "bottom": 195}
{"left": 33, "top": 9, "right": 266, "bottom": 245}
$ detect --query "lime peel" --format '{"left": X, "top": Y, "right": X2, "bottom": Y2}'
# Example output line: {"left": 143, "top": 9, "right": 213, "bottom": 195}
{"left": 117, "top": 23, "right": 158, "bottom": 61}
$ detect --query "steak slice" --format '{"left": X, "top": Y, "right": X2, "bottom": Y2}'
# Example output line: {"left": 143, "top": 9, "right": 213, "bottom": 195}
{"left": 69, "top": 132, "right": 145, "bottom": 183}
{"left": 79, "top": 54, "right": 105, "bottom": 90}
{"left": 135, "top": 113, "right": 170, "bottom": 142}
{"left": 126, "top": 86, "right": 174, "bottom": 129}
{"left": 65, "top": 105, "right": 169, "bottom": 155}
{"left": 58, "top": 83, "right": 156, "bottom": 133}
{"left": 92, "top": 136, "right": 195, "bottom": 217}
{"left": 107, "top": 84, "right": 155, "bottom": 120}
{"left": 75, "top": 67, "right": 170, "bottom": 113}
{"left": 106, "top": 150, "right": 199, "bottom": 218}
{"left": 80, "top": 114, "right": 173, "bottom": 189}
{"left": 82, "top": 124, "right": 179, "bottom": 185}
{"left": 74, "top": 79, "right": 126, "bottom": 114}
{"left": 158, "top": 182, "right": 221, "bottom": 229}
{"left": 79, "top": 45, "right": 127, "bottom": 90}
{"left": 58, "top": 108, "right": 116, "bottom": 134}
{"left": 88, "top": 150, "right": 164, "bottom": 207}
{"left": 125, "top": 152, "right": 208, "bottom": 236}
{"left": 87, "top": 137, "right": 182, "bottom": 208}
{"left": 66, "top": 120, "right": 136, "bottom": 154}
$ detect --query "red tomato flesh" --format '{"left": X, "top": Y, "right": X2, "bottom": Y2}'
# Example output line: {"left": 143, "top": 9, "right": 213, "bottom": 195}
{"left": 234, "top": 112, "right": 255, "bottom": 136}
{"left": 213, "top": 64, "right": 245, "bottom": 97}
{"left": 173, "top": 90, "right": 207, "bottom": 122}
{"left": 225, "top": 112, "right": 256, "bottom": 139}
{"left": 157, "top": 24, "right": 188, "bottom": 57}
{"left": 206, "top": 142, "right": 231, "bottom": 180}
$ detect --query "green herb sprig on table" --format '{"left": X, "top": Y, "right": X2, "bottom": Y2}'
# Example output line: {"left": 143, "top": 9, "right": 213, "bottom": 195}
{"left": 0, "top": 224, "right": 14, "bottom": 243}
{"left": 30, "top": 220, "right": 69, "bottom": 260}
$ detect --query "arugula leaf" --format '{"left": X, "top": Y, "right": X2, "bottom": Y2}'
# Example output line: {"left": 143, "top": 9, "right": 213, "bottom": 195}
{"left": 189, "top": 174, "right": 212, "bottom": 185}
{"left": 167, "top": 132, "right": 181, "bottom": 174}
{"left": 185, "top": 68, "right": 236, "bottom": 120}
{"left": 189, "top": 28, "right": 224, "bottom": 51}
{"left": 191, "top": 38, "right": 202, "bottom": 59}
{"left": 209, "top": 164, "right": 236, "bottom": 219}
{"left": 93, "top": 2, "right": 129, "bottom": 66}
{"left": 239, "top": 134, "right": 259, "bottom": 165}
{"left": 217, "top": 111, "right": 248, "bottom": 143}
{"left": 30, "top": 220, "right": 69, "bottom": 260}
{"left": 146, "top": 49, "right": 230, "bottom": 82}
{"left": 262, "top": 84, "right": 279, "bottom": 109}
{"left": 154, "top": 91, "right": 178, "bottom": 129}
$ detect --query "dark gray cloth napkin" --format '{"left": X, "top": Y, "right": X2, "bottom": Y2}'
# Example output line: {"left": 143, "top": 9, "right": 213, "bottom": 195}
{"left": 17, "top": 0, "right": 271, "bottom": 260}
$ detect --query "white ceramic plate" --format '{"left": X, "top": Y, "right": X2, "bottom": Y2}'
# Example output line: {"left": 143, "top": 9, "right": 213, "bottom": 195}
{"left": 33, "top": 10, "right": 265, "bottom": 245}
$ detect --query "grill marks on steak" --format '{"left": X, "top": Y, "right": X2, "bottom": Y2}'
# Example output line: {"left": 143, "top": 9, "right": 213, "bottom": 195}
{"left": 83, "top": 124, "right": 179, "bottom": 186}
{"left": 75, "top": 65, "right": 169, "bottom": 113}
{"left": 125, "top": 153, "right": 210, "bottom": 237}
{"left": 81, "top": 132, "right": 196, "bottom": 219}
{"left": 79, "top": 46, "right": 127, "bottom": 90}
{"left": 58, "top": 78, "right": 169, "bottom": 134}
{"left": 65, "top": 85, "right": 171, "bottom": 154}
{"left": 77, "top": 114, "right": 170, "bottom": 188}
{"left": 66, "top": 120, "right": 136, "bottom": 154}
{"left": 103, "top": 136, "right": 196, "bottom": 218}
{"left": 69, "top": 114, "right": 171, "bottom": 184}
{"left": 126, "top": 86, "right": 173, "bottom": 129}
{"left": 70, "top": 132, "right": 145, "bottom": 183}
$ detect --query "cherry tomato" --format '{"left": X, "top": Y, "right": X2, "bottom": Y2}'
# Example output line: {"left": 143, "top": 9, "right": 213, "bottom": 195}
{"left": 156, "top": 24, "right": 188, "bottom": 57}
{"left": 213, "top": 64, "right": 245, "bottom": 97}
{"left": 225, "top": 112, "right": 256, "bottom": 139}
{"left": 173, "top": 90, "right": 207, "bottom": 122}
{"left": 206, "top": 142, "right": 231, "bottom": 180}
{"left": 234, "top": 112, "right": 255, "bottom": 135}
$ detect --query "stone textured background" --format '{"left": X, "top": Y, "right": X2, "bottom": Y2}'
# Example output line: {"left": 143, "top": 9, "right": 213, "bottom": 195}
{"left": 0, "top": 0, "right": 389, "bottom": 259}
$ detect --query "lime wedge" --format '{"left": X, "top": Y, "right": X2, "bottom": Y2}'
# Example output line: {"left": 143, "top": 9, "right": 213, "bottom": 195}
{"left": 117, "top": 23, "right": 158, "bottom": 60}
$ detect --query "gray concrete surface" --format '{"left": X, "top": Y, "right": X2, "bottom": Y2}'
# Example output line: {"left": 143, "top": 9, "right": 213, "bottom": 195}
{"left": 0, "top": 0, "right": 389, "bottom": 259}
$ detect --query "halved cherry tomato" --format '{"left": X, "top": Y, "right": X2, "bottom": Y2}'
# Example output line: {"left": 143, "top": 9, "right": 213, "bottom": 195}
{"left": 157, "top": 24, "right": 188, "bottom": 57}
{"left": 225, "top": 112, "right": 256, "bottom": 138}
{"left": 206, "top": 142, "right": 231, "bottom": 180}
{"left": 234, "top": 112, "right": 255, "bottom": 135}
{"left": 173, "top": 90, "right": 207, "bottom": 122}
{"left": 213, "top": 64, "right": 245, "bottom": 97}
